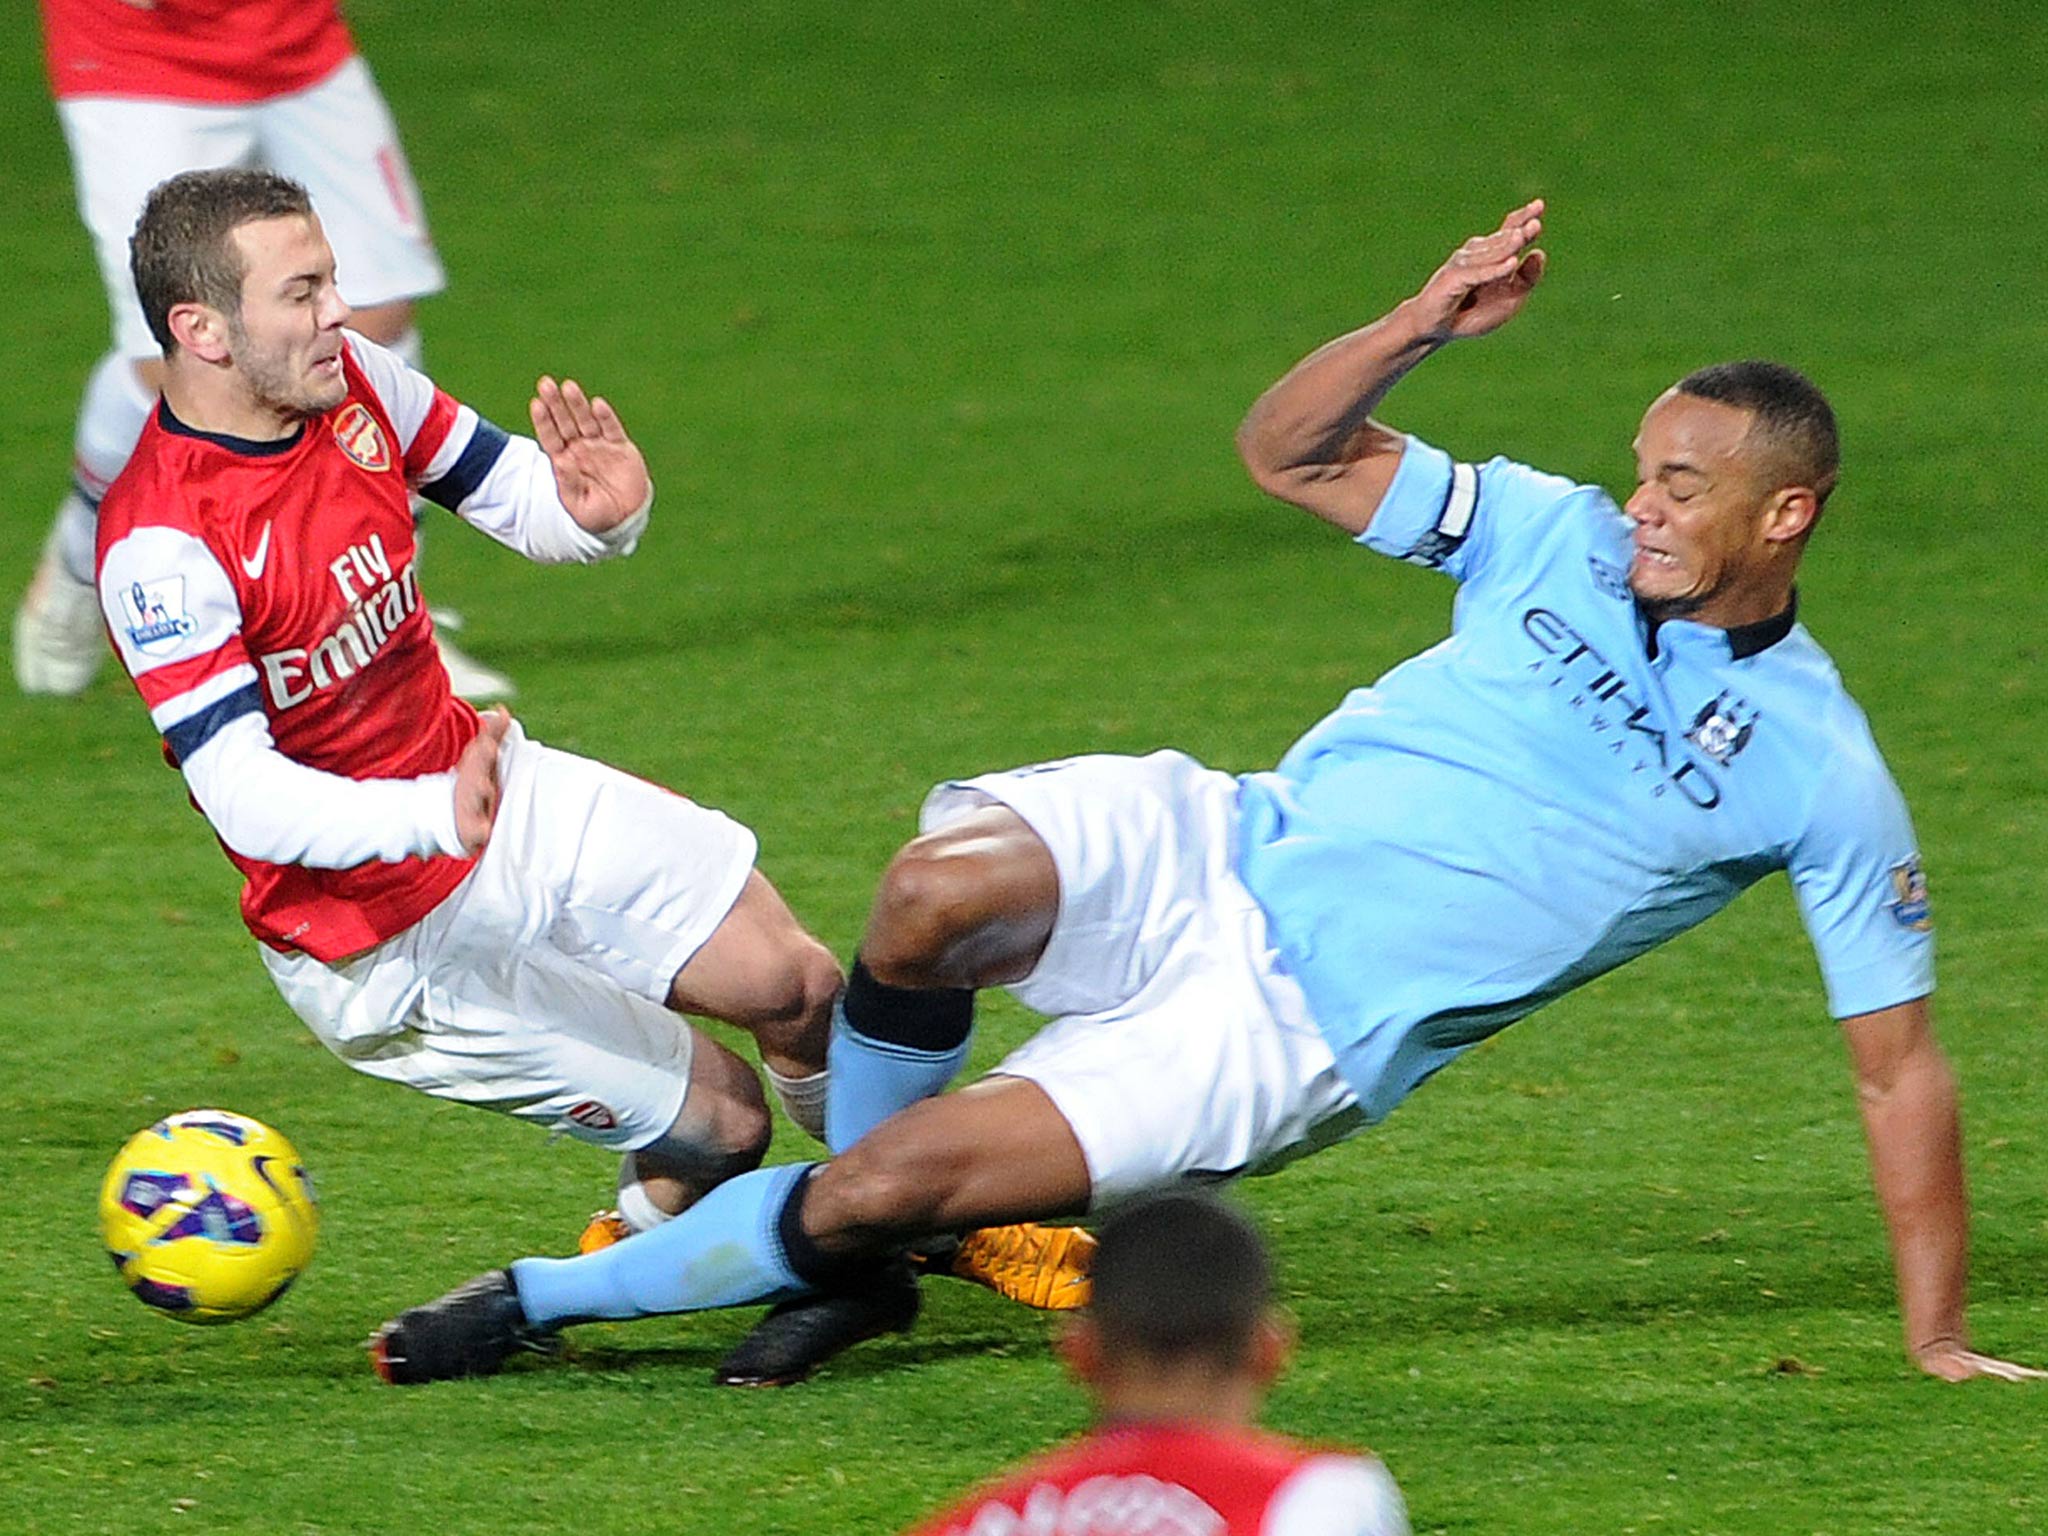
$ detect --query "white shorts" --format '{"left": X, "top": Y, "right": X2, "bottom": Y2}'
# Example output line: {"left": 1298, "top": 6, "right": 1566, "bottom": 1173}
{"left": 60, "top": 55, "right": 447, "bottom": 359}
{"left": 922, "top": 751, "right": 1364, "bottom": 1205}
{"left": 262, "top": 722, "right": 757, "bottom": 1150}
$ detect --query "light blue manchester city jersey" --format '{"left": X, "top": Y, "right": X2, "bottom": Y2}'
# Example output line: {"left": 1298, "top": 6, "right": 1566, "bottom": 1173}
{"left": 1235, "top": 437, "right": 1934, "bottom": 1123}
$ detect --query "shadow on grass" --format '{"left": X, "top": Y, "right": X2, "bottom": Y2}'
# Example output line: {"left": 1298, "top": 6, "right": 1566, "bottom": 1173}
{"left": 562, "top": 1325, "right": 1022, "bottom": 1383}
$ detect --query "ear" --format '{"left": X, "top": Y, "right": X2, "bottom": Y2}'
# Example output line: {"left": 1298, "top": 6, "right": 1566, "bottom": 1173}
{"left": 1249, "top": 1310, "right": 1296, "bottom": 1388}
{"left": 1056, "top": 1316, "right": 1103, "bottom": 1388}
{"left": 168, "top": 300, "right": 235, "bottom": 365}
{"left": 1761, "top": 485, "right": 1820, "bottom": 545}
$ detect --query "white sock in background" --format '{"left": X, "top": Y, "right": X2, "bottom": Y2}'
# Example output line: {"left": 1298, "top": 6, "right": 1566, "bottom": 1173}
{"left": 51, "top": 351, "right": 157, "bottom": 582}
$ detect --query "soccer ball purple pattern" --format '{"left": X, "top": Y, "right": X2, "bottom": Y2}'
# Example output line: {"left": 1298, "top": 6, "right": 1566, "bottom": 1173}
{"left": 98, "top": 1109, "right": 318, "bottom": 1325}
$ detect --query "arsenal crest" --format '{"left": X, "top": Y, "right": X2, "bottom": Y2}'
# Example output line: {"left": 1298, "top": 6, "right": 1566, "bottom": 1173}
{"left": 565, "top": 1099, "right": 618, "bottom": 1132}
{"left": 331, "top": 402, "right": 392, "bottom": 472}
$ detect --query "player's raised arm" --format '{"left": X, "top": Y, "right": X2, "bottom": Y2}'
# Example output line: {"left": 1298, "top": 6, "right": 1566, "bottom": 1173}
{"left": 1236, "top": 199, "right": 1546, "bottom": 535}
{"left": 1841, "top": 998, "right": 2046, "bottom": 1383}
{"left": 345, "top": 332, "right": 650, "bottom": 567}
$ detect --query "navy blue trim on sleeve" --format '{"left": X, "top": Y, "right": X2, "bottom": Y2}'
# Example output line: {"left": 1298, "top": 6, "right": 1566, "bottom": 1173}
{"left": 163, "top": 682, "right": 264, "bottom": 767}
{"left": 418, "top": 417, "right": 510, "bottom": 511}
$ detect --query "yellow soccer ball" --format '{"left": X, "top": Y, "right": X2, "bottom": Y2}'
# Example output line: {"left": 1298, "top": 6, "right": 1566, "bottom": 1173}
{"left": 99, "top": 1109, "right": 319, "bottom": 1325}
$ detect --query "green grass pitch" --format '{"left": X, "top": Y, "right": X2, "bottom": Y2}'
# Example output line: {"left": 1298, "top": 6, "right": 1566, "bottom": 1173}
{"left": 2, "top": 2, "right": 2044, "bottom": 1531}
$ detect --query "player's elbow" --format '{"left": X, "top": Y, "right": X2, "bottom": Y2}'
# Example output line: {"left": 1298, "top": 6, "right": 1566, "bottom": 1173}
{"left": 1234, "top": 408, "right": 1294, "bottom": 500}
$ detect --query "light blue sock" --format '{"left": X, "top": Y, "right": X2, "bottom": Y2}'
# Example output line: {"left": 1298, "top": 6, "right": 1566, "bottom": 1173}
{"left": 825, "top": 1000, "right": 972, "bottom": 1154}
{"left": 511, "top": 1161, "right": 813, "bottom": 1328}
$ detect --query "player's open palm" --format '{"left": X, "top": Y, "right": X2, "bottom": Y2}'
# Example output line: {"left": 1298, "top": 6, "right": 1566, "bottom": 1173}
{"left": 1414, "top": 198, "right": 1547, "bottom": 342}
{"left": 454, "top": 705, "right": 512, "bottom": 856}
{"left": 530, "top": 376, "right": 652, "bottom": 534}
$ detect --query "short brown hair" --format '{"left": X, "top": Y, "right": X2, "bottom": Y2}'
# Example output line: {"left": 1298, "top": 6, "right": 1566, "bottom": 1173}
{"left": 130, "top": 169, "right": 314, "bottom": 353}
{"left": 1676, "top": 360, "right": 1841, "bottom": 509}
{"left": 1090, "top": 1190, "right": 1273, "bottom": 1372}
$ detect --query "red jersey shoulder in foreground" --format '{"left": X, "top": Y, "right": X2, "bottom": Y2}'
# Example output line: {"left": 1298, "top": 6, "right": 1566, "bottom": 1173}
{"left": 904, "top": 1421, "right": 1408, "bottom": 1536}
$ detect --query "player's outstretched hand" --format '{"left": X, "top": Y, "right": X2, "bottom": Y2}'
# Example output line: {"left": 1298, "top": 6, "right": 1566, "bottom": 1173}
{"left": 454, "top": 705, "right": 513, "bottom": 856}
{"left": 530, "top": 376, "right": 652, "bottom": 534}
{"left": 1410, "top": 198, "right": 1547, "bottom": 343}
{"left": 1914, "top": 1339, "right": 2048, "bottom": 1383}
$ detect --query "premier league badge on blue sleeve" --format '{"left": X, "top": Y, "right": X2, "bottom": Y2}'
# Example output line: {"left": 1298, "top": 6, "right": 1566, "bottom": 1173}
{"left": 1888, "top": 858, "right": 1932, "bottom": 931}
{"left": 119, "top": 575, "right": 198, "bottom": 655}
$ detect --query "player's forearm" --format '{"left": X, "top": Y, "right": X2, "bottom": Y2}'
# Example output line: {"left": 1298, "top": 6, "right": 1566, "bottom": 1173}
{"left": 182, "top": 713, "right": 466, "bottom": 869}
{"left": 1856, "top": 1039, "right": 1972, "bottom": 1359}
{"left": 1236, "top": 298, "right": 1447, "bottom": 490}
{"left": 449, "top": 435, "right": 650, "bottom": 564}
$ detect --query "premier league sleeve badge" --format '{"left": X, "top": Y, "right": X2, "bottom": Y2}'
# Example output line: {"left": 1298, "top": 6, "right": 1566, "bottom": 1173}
{"left": 118, "top": 575, "right": 199, "bottom": 655}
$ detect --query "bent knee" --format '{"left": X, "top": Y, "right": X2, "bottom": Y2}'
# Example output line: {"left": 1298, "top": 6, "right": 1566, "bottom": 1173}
{"left": 753, "top": 934, "right": 841, "bottom": 1030}
{"left": 864, "top": 829, "right": 1056, "bottom": 987}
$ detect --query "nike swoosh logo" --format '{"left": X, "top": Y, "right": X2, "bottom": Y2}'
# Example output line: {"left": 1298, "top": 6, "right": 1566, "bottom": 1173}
{"left": 241, "top": 523, "right": 272, "bottom": 579}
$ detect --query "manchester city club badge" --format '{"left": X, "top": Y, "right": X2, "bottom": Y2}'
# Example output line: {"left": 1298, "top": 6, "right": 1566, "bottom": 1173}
{"left": 1685, "top": 690, "right": 1759, "bottom": 766}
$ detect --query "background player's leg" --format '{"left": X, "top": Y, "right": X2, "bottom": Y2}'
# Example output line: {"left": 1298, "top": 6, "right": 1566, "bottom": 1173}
{"left": 19, "top": 98, "right": 250, "bottom": 695}
{"left": 346, "top": 299, "right": 417, "bottom": 351}
{"left": 13, "top": 354, "right": 159, "bottom": 694}
{"left": 257, "top": 57, "right": 516, "bottom": 700}
{"left": 827, "top": 806, "right": 1058, "bottom": 1149}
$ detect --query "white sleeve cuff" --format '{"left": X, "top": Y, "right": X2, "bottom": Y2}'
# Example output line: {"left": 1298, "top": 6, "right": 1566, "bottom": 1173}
{"left": 449, "top": 434, "right": 650, "bottom": 565}
{"left": 181, "top": 712, "right": 467, "bottom": 868}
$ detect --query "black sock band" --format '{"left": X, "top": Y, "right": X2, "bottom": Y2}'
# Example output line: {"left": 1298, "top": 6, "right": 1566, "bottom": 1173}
{"left": 777, "top": 1166, "right": 886, "bottom": 1291}
{"left": 842, "top": 956, "right": 974, "bottom": 1053}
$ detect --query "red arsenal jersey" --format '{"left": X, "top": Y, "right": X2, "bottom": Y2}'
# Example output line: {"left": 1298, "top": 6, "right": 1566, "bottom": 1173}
{"left": 97, "top": 333, "right": 500, "bottom": 960}
{"left": 904, "top": 1422, "right": 1407, "bottom": 1536}
{"left": 43, "top": 0, "right": 355, "bottom": 104}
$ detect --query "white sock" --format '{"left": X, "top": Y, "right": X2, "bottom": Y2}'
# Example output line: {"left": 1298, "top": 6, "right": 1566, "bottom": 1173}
{"left": 48, "top": 492, "right": 99, "bottom": 589}
{"left": 53, "top": 353, "right": 156, "bottom": 583}
{"left": 615, "top": 1157, "right": 672, "bottom": 1233}
{"left": 73, "top": 352, "right": 155, "bottom": 495}
{"left": 766, "top": 1065, "right": 830, "bottom": 1142}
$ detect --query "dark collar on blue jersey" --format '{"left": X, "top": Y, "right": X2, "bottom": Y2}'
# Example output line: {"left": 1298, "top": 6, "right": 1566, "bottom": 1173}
{"left": 1724, "top": 593, "right": 1799, "bottom": 658}
{"left": 158, "top": 397, "right": 306, "bottom": 457}
{"left": 1638, "top": 590, "right": 1798, "bottom": 660}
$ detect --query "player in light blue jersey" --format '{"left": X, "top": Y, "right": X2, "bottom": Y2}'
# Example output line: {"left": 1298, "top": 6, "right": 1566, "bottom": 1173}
{"left": 375, "top": 201, "right": 2039, "bottom": 1388}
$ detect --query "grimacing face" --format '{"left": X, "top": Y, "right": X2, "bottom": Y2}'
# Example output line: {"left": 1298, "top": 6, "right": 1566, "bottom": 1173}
{"left": 223, "top": 213, "right": 353, "bottom": 420}
{"left": 1623, "top": 389, "right": 1779, "bottom": 624}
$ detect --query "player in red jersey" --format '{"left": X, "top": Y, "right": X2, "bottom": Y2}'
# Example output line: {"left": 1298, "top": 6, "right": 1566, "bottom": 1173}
{"left": 98, "top": 166, "right": 841, "bottom": 1257}
{"left": 18, "top": 0, "right": 510, "bottom": 699}
{"left": 902, "top": 1191, "right": 1408, "bottom": 1536}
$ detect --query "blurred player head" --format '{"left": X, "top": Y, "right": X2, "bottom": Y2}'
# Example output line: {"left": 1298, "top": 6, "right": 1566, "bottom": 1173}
{"left": 1625, "top": 360, "right": 1838, "bottom": 627}
{"left": 1058, "top": 1190, "right": 1291, "bottom": 1426}
{"left": 131, "top": 168, "right": 353, "bottom": 422}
